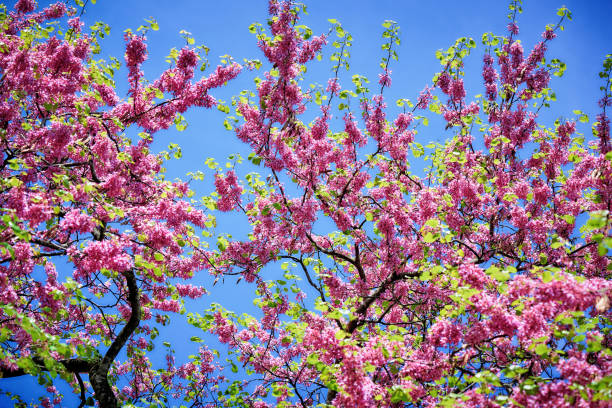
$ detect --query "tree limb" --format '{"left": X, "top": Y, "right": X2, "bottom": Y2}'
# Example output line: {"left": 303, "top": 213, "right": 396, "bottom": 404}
{"left": 89, "top": 268, "right": 140, "bottom": 408}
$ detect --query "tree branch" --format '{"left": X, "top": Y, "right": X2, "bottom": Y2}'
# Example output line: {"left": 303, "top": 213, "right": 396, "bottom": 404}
{"left": 0, "top": 357, "right": 92, "bottom": 378}
{"left": 89, "top": 269, "right": 140, "bottom": 408}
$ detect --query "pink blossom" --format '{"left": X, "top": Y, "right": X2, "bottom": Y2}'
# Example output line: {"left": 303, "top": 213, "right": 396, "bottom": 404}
{"left": 450, "top": 79, "right": 465, "bottom": 102}
{"left": 326, "top": 78, "right": 341, "bottom": 95}
{"left": 215, "top": 170, "right": 243, "bottom": 211}
{"left": 542, "top": 28, "right": 556, "bottom": 40}
{"left": 507, "top": 22, "right": 519, "bottom": 35}
{"left": 378, "top": 69, "right": 392, "bottom": 87}
{"left": 15, "top": 0, "right": 35, "bottom": 13}
{"left": 59, "top": 209, "right": 96, "bottom": 234}
{"left": 125, "top": 34, "right": 147, "bottom": 68}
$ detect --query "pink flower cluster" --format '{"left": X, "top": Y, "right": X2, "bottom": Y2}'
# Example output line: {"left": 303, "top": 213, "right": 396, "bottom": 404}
{"left": 214, "top": 170, "right": 243, "bottom": 211}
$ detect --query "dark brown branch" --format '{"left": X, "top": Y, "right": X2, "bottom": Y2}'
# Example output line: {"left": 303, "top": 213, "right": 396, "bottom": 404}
{"left": 568, "top": 241, "right": 597, "bottom": 256}
{"left": 282, "top": 255, "right": 327, "bottom": 302}
{"left": 345, "top": 270, "right": 418, "bottom": 334}
{"left": 305, "top": 232, "right": 366, "bottom": 281}
{"left": 89, "top": 269, "right": 140, "bottom": 408}
{"left": 31, "top": 238, "right": 67, "bottom": 252}
{"left": 89, "top": 158, "right": 101, "bottom": 183}
{"left": 75, "top": 372, "right": 87, "bottom": 408}
{"left": 0, "top": 357, "right": 92, "bottom": 378}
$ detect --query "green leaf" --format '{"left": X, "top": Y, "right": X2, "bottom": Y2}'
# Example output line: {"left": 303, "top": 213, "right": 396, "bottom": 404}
{"left": 551, "top": 241, "right": 564, "bottom": 249}
{"left": 423, "top": 233, "right": 437, "bottom": 243}
{"left": 306, "top": 353, "right": 319, "bottom": 365}
{"left": 561, "top": 214, "right": 575, "bottom": 224}
{"left": 586, "top": 211, "right": 608, "bottom": 230}
{"left": 535, "top": 343, "right": 549, "bottom": 356}
{"left": 389, "top": 386, "right": 411, "bottom": 403}
{"left": 541, "top": 269, "right": 554, "bottom": 283}
{"left": 328, "top": 310, "right": 343, "bottom": 320}
{"left": 334, "top": 330, "right": 347, "bottom": 340}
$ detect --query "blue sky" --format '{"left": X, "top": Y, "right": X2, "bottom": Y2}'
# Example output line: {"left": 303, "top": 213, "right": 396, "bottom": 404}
{"left": 2, "top": 0, "right": 611, "bottom": 405}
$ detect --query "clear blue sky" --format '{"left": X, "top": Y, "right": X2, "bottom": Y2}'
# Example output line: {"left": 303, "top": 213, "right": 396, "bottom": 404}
{"left": 3, "top": 0, "right": 611, "bottom": 405}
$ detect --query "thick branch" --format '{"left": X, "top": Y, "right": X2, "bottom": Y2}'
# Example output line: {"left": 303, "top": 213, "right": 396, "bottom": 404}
{"left": 89, "top": 269, "right": 140, "bottom": 408}
{"left": 326, "top": 270, "right": 418, "bottom": 404}
{"left": 0, "top": 357, "right": 92, "bottom": 378}
{"left": 76, "top": 372, "right": 87, "bottom": 408}
{"left": 346, "top": 270, "right": 418, "bottom": 334}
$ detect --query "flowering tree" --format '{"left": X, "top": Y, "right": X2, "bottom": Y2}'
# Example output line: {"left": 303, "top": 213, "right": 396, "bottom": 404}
{"left": 0, "top": 0, "right": 240, "bottom": 406}
{"left": 193, "top": 0, "right": 612, "bottom": 407}
{"left": 2, "top": 0, "right": 611, "bottom": 407}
